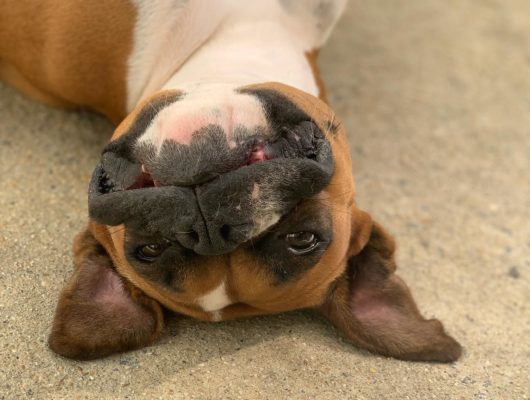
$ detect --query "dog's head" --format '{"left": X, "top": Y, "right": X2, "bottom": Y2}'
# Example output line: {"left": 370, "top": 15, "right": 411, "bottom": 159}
{"left": 49, "top": 83, "right": 461, "bottom": 362}
{"left": 87, "top": 82, "right": 354, "bottom": 315}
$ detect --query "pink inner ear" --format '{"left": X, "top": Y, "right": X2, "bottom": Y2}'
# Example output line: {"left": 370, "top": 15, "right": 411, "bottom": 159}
{"left": 347, "top": 255, "right": 411, "bottom": 329}
{"left": 92, "top": 267, "right": 139, "bottom": 312}
{"left": 349, "top": 285, "right": 407, "bottom": 330}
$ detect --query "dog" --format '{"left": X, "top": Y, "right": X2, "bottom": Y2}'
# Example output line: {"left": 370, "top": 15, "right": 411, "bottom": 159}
{"left": 0, "top": 0, "right": 462, "bottom": 362}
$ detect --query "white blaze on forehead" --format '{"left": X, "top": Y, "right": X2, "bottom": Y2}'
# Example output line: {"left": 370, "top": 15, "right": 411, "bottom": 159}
{"left": 137, "top": 84, "right": 268, "bottom": 151}
{"left": 197, "top": 280, "right": 232, "bottom": 313}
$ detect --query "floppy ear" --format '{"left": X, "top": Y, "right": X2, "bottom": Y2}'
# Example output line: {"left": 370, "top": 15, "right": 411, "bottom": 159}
{"left": 48, "top": 229, "right": 164, "bottom": 360}
{"left": 320, "top": 209, "right": 462, "bottom": 362}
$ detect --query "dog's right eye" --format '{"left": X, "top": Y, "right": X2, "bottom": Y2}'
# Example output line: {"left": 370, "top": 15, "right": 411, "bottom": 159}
{"left": 285, "top": 231, "right": 320, "bottom": 255}
{"left": 136, "top": 243, "right": 168, "bottom": 262}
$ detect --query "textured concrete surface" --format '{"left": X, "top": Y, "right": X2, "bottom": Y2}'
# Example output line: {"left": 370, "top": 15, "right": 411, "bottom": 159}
{"left": 0, "top": 1, "right": 529, "bottom": 399}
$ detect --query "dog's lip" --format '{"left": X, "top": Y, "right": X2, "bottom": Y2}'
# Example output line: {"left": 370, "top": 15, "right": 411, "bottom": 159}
{"left": 98, "top": 118, "right": 332, "bottom": 193}
{"left": 248, "top": 142, "right": 268, "bottom": 164}
{"left": 124, "top": 166, "right": 158, "bottom": 190}
{"left": 125, "top": 141, "right": 270, "bottom": 190}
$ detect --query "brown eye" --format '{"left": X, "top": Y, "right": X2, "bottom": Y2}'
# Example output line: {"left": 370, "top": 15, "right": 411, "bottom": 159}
{"left": 285, "top": 232, "right": 319, "bottom": 255}
{"left": 136, "top": 243, "right": 168, "bottom": 262}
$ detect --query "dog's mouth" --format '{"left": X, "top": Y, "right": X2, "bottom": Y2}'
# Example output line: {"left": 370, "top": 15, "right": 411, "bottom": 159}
{"left": 96, "top": 120, "right": 327, "bottom": 195}
{"left": 98, "top": 139, "right": 270, "bottom": 194}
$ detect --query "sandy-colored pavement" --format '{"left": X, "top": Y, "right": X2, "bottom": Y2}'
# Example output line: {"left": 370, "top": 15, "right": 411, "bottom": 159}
{"left": 0, "top": 1, "right": 529, "bottom": 399}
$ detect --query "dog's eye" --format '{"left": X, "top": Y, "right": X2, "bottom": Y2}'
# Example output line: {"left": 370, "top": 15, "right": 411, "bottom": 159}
{"left": 285, "top": 232, "right": 319, "bottom": 255}
{"left": 136, "top": 243, "right": 168, "bottom": 262}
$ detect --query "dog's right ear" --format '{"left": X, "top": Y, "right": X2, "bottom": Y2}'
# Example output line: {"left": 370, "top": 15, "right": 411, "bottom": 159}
{"left": 320, "top": 208, "right": 462, "bottom": 362}
{"left": 48, "top": 229, "right": 164, "bottom": 360}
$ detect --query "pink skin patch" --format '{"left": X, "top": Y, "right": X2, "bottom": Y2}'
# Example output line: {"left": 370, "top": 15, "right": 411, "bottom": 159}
{"left": 156, "top": 103, "right": 241, "bottom": 146}
{"left": 92, "top": 267, "right": 135, "bottom": 310}
{"left": 157, "top": 112, "right": 212, "bottom": 145}
{"left": 350, "top": 285, "right": 408, "bottom": 331}
{"left": 248, "top": 144, "right": 267, "bottom": 164}
{"left": 351, "top": 288, "right": 394, "bottom": 323}
{"left": 141, "top": 88, "right": 268, "bottom": 148}
{"left": 126, "top": 165, "right": 160, "bottom": 189}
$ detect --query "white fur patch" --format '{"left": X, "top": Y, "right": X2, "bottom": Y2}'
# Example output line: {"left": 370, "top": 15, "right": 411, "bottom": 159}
{"left": 127, "top": 0, "right": 230, "bottom": 110}
{"left": 162, "top": 19, "right": 318, "bottom": 95}
{"left": 197, "top": 280, "right": 232, "bottom": 313}
{"left": 279, "top": 0, "right": 348, "bottom": 47}
{"left": 126, "top": 0, "right": 346, "bottom": 109}
{"left": 136, "top": 84, "right": 268, "bottom": 150}
{"left": 210, "top": 311, "right": 223, "bottom": 322}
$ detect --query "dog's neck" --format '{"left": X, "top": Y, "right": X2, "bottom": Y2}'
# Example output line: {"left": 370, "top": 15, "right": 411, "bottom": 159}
{"left": 126, "top": 1, "right": 329, "bottom": 111}
{"left": 162, "top": 20, "right": 319, "bottom": 96}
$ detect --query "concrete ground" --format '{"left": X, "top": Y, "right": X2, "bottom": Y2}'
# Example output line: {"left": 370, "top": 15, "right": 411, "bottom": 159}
{"left": 0, "top": 1, "right": 528, "bottom": 399}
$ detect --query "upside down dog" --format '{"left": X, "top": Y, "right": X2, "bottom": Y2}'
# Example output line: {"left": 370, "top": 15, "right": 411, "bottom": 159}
{"left": 0, "top": 0, "right": 462, "bottom": 361}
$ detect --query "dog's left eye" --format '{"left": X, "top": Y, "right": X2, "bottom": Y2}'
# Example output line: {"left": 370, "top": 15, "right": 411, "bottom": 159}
{"left": 285, "top": 232, "right": 319, "bottom": 255}
{"left": 136, "top": 243, "right": 168, "bottom": 262}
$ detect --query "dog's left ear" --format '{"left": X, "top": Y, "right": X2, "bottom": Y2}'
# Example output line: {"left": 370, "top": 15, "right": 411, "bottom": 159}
{"left": 320, "top": 208, "right": 462, "bottom": 362}
{"left": 48, "top": 229, "right": 164, "bottom": 360}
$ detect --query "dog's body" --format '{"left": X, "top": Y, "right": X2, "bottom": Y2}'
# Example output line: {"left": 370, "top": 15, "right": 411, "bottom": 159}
{"left": 0, "top": 0, "right": 328, "bottom": 121}
{"left": 0, "top": 0, "right": 462, "bottom": 362}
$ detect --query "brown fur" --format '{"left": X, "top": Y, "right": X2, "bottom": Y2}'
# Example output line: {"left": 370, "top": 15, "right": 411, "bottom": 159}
{"left": 305, "top": 50, "right": 327, "bottom": 102}
{"left": 51, "top": 83, "right": 458, "bottom": 362}
{"left": 0, "top": 0, "right": 135, "bottom": 123}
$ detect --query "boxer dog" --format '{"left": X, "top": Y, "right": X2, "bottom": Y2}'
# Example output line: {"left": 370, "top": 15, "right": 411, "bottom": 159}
{"left": 0, "top": 0, "right": 462, "bottom": 362}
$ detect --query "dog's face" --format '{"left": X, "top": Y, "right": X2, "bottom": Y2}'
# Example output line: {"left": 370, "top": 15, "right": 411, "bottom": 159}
{"left": 87, "top": 82, "right": 362, "bottom": 320}
{"left": 49, "top": 82, "right": 461, "bottom": 362}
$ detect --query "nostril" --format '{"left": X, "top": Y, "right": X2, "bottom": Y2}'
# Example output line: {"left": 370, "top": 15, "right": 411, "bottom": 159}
{"left": 187, "top": 230, "right": 200, "bottom": 244}
{"left": 219, "top": 223, "right": 252, "bottom": 245}
{"left": 220, "top": 224, "right": 231, "bottom": 241}
{"left": 98, "top": 168, "right": 115, "bottom": 194}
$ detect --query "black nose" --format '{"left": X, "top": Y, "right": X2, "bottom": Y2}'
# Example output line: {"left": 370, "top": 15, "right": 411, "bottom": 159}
{"left": 176, "top": 220, "right": 253, "bottom": 256}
